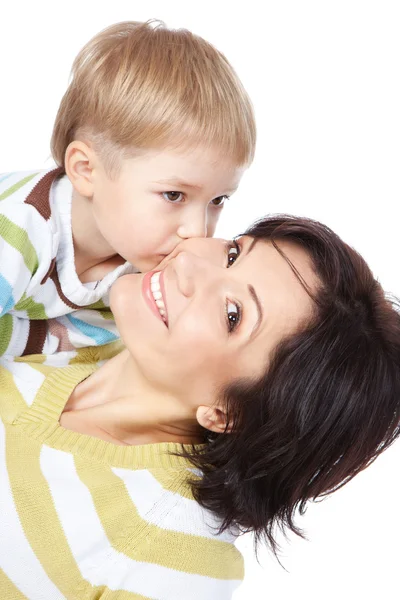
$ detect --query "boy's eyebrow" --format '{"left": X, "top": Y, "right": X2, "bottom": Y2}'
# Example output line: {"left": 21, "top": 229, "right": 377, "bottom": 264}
{"left": 154, "top": 178, "right": 238, "bottom": 195}
{"left": 154, "top": 178, "right": 203, "bottom": 191}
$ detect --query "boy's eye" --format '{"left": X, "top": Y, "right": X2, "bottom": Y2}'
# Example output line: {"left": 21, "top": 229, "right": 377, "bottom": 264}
{"left": 163, "top": 191, "right": 184, "bottom": 203}
{"left": 226, "top": 239, "right": 241, "bottom": 268}
{"left": 211, "top": 195, "right": 229, "bottom": 207}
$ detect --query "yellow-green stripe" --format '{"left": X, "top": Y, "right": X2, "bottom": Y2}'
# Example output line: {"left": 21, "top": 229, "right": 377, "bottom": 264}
{"left": 98, "top": 309, "right": 114, "bottom": 320}
{"left": 14, "top": 292, "right": 47, "bottom": 319}
{"left": 0, "top": 173, "right": 39, "bottom": 202}
{"left": 0, "top": 569, "right": 28, "bottom": 600}
{"left": 75, "top": 457, "right": 244, "bottom": 580}
{"left": 148, "top": 467, "right": 197, "bottom": 500}
{"left": 0, "top": 215, "right": 38, "bottom": 274}
{"left": 0, "top": 365, "right": 27, "bottom": 423}
{"left": 5, "top": 428, "right": 99, "bottom": 599}
{"left": 0, "top": 314, "right": 13, "bottom": 356}
{"left": 94, "top": 589, "right": 152, "bottom": 600}
{"left": 14, "top": 353, "right": 47, "bottom": 365}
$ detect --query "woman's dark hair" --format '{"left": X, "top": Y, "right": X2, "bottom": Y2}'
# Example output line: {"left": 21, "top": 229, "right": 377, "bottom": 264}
{"left": 178, "top": 215, "right": 400, "bottom": 555}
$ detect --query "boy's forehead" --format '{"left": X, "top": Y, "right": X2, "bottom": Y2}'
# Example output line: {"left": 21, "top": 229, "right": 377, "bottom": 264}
{"left": 150, "top": 146, "right": 246, "bottom": 185}
{"left": 153, "top": 176, "right": 240, "bottom": 194}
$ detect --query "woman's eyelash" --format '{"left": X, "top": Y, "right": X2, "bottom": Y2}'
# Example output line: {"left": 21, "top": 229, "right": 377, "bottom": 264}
{"left": 225, "top": 239, "right": 242, "bottom": 333}
{"left": 225, "top": 300, "right": 242, "bottom": 334}
{"left": 226, "top": 239, "right": 241, "bottom": 268}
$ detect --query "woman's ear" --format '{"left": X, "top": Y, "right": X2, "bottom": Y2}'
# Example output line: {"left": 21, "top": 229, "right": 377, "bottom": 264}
{"left": 196, "top": 405, "right": 233, "bottom": 434}
{"left": 64, "top": 140, "right": 96, "bottom": 198}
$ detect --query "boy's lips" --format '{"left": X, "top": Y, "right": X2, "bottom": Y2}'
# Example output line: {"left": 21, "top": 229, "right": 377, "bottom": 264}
{"left": 142, "top": 270, "right": 169, "bottom": 327}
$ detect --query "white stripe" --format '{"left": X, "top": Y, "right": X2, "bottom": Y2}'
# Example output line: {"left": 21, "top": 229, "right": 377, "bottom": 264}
{"left": 21, "top": 277, "right": 63, "bottom": 319}
{"left": 112, "top": 467, "right": 237, "bottom": 543}
{"left": 42, "top": 349, "right": 78, "bottom": 367}
{"left": 40, "top": 446, "right": 241, "bottom": 600}
{"left": 0, "top": 420, "right": 66, "bottom": 599}
{"left": 8, "top": 361, "right": 45, "bottom": 407}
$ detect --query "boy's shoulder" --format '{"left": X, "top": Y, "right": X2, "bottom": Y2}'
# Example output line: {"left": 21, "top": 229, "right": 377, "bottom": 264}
{"left": 0, "top": 168, "right": 63, "bottom": 213}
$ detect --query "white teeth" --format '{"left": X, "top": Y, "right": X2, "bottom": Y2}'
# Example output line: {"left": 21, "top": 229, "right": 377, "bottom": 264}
{"left": 150, "top": 272, "right": 167, "bottom": 324}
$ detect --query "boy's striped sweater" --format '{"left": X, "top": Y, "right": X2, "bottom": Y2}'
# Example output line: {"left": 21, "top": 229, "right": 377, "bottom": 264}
{"left": 0, "top": 344, "right": 244, "bottom": 599}
{"left": 0, "top": 169, "right": 136, "bottom": 361}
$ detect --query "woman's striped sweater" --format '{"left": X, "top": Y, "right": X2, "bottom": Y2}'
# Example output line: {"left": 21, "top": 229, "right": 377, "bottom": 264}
{"left": 0, "top": 343, "right": 244, "bottom": 599}
{"left": 0, "top": 169, "right": 137, "bottom": 361}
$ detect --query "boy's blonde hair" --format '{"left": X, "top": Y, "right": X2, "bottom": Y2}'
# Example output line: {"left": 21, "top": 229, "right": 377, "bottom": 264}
{"left": 51, "top": 20, "right": 256, "bottom": 174}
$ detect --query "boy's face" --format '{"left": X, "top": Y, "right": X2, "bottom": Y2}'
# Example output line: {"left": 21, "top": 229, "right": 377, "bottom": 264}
{"left": 89, "top": 145, "right": 245, "bottom": 272}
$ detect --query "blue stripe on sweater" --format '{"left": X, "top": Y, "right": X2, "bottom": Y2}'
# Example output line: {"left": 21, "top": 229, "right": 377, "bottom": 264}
{"left": 0, "top": 273, "right": 15, "bottom": 316}
{"left": 66, "top": 314, "right": 118, "bottom": 345}
{"left": 0, "top": 173, "right": 13, "bottom": 185}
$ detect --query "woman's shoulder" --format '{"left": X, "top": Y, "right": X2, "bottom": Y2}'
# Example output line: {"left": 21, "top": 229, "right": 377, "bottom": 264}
{"left": 0, "top": 357, "right": 50, "bottom": 424}
{"left": 0, "top": 357, "right": 94, "bottom": 426}
{"left": 95, "top": 462, "right": 245, "bottom": 596}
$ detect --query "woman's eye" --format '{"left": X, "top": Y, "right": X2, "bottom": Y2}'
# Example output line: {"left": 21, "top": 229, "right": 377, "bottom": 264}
{"left": 162, "top": 191, "right": 184, "bottom": 203}
{"left": 226, "top": 300, "right": 241, "bottom": 333}
{"left": 211, "top": 195, "right": 229, "bottom": 207}
{"left": 226, "top": 240, "right": 241, "bottom": 268}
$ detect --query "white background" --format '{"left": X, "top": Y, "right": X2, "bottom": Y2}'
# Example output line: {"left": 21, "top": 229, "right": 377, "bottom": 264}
{"left": 1, "top": 2, "right": 399, "bottom": 598}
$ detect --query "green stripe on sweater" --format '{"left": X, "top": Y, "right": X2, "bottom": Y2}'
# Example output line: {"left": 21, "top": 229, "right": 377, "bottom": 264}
{"left": 0, "top": 314, "right": 13, "bottom": 356}
{"left": 14, "top": 293, "right": 47, "bottom": 319}
{"left": 0, "top": 173, "right": 39, "bottom": 201}
{"left": 86, "top": 299, "right": 107, "bottom": 310}
{"left": 0, "top": 215, "right": 39, "bottom": 274}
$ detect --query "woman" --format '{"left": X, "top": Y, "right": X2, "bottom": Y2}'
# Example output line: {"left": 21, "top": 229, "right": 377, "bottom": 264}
{"left": 1, "top": 216, "right": 399, "bottom": 600}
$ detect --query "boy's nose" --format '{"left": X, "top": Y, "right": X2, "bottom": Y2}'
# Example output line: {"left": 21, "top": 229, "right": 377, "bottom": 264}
{"left": 177, "top": 209, "right": 207, "bottom": 240}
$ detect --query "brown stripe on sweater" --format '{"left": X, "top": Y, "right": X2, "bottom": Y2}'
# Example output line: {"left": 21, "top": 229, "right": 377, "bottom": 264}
{"left": 25, "top": 167, "right": 64, "bottom": 220}
{"left": 48, "top": 319, "right": 75, "bottom": 352}
{"left": 22, "top": 321, "right": 47, "bottom": 356}
{"left": 40, "top": 257, "right": 57, "bottom": 285}
{"left": 50, "top": 269, "right": 81, "bottom": 310}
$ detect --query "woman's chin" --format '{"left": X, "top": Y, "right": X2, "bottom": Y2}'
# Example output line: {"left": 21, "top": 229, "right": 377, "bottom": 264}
{"left": 109, "top": 273, "right": 142, "bottom": 321}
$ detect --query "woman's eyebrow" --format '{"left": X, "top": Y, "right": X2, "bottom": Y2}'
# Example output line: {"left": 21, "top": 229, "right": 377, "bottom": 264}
{"left": 246, "top": 237, "right": 259, "bottom": 256}
{"left": 240, "top": 237, "right": 263, "bottom": 339}
{"left": 248, "top": 284, "right": 263, "bottom": 340}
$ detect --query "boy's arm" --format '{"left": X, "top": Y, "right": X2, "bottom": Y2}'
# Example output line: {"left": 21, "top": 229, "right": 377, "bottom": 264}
{"left": 0, "top": 202, "right": 53, "bottom": 355}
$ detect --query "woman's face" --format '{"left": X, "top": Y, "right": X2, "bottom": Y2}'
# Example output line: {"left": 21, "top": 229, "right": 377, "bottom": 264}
{"left": 110, "top": 236, "right": 318, "bottom": 406}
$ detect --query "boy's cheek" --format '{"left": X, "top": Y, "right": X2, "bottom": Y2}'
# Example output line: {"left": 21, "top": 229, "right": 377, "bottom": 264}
{"left": 155, "top": 247, "right": 182, "bottom": 270}
{"left": 206, "top": 211, "right": 222, "bottom": 238}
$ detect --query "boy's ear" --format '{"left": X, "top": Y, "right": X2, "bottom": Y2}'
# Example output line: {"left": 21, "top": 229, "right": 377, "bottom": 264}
{"left": 64, "top": 141, "right": 97, "bottom": 199}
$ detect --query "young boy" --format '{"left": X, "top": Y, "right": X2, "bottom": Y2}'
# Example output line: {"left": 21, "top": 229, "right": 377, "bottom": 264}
{"left": 0, "top": 20, "right": 255, "bottom": 361}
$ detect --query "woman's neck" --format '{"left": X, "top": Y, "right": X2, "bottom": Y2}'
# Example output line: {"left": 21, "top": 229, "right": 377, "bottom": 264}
{"left": 61, "top": 350, "right": 204, "bottom": 446}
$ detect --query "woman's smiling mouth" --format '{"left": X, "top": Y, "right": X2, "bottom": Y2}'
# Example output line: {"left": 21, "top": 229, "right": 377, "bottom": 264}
{"left": 150, "top": 272, "right": 168, "bottom": 324}
{"left": 142, "top": 270, "right": 169, "bottom": 327}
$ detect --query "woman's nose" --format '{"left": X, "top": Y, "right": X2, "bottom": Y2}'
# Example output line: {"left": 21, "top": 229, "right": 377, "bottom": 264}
{"left": 172, "top": 251, "right": 213, "bottom": 298}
